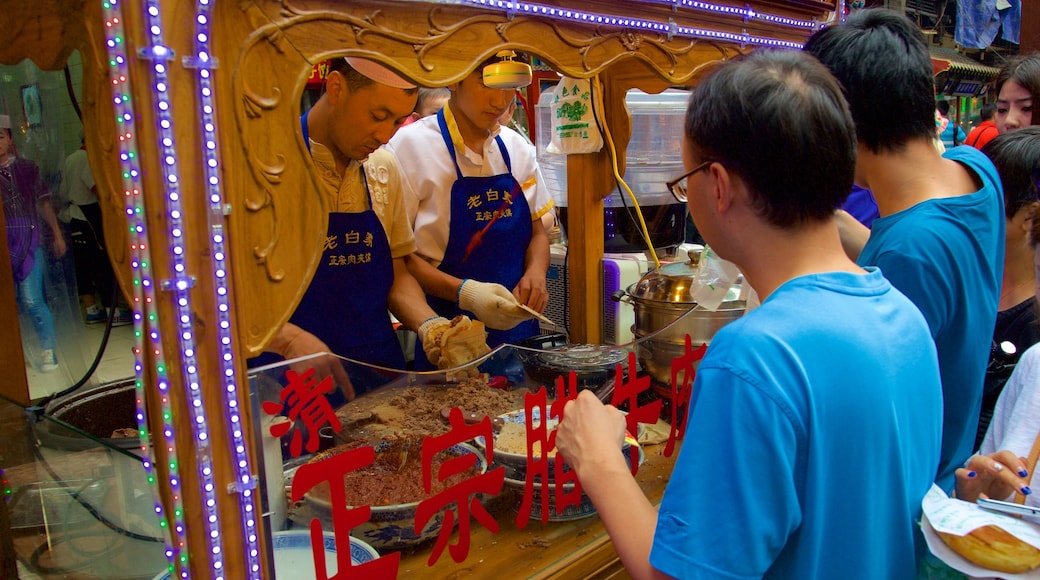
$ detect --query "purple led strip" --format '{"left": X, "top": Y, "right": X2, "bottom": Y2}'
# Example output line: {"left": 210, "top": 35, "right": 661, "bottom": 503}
{"left": 639, "top": 0, "right": 818, "bottom": 30}
{"left": 139, "top": 0, "right": 223, "bottom": 576}
{"left": 187, "top": 0, "right": 263, "bottom": 576}
{"left": 458, "top": 0, "right": 824, "bottom": 46}
{"left": 99, "top": 0, "right": 182, "bottom": 575}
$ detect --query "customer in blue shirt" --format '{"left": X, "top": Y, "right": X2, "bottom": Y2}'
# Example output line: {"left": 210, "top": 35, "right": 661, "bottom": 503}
{"left": 808, "top": 8, "right": 1005, "bottom": 494}
{"left": 555, "top": 48, "right": 943, "bottom": 580}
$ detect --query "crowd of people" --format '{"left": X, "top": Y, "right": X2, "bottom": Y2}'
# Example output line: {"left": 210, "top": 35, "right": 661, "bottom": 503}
{"left": 555, "top": 8, "right": 1039, "bottom": 580}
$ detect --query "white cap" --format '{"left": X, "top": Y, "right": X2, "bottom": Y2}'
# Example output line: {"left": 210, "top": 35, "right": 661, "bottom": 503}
{"left": 0, "top": 115, "right": 10, "bottom": 129}
{"left": 344, "top": 57, "right": 416, "bottom": 90}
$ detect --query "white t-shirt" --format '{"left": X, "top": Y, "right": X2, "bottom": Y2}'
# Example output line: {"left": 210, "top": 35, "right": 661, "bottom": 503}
{"left": 979, "top": 342, "right": 1040, "bottom": 507}
{"left": 59, "top": 148, "right": 97, "bottom": 222}
{"left": 387, "top": 102, "right": 553, "bottom": 266}
{"left": 308, "top": 142, "right": 416, "bottom": 259}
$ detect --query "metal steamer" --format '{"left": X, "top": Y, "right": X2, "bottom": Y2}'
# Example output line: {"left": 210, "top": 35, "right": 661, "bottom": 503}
{"left": 615, "top": 251, "right": 746, "bottom": 386}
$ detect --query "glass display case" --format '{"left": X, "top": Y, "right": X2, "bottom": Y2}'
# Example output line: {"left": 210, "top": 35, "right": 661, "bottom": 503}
{"left": 3, "top": 328, "right": 717, "bottom": 578}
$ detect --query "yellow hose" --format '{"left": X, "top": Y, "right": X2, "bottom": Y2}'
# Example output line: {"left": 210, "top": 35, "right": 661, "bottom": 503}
{"left": 591, "top": 75, "right": 662, "bottom": 270}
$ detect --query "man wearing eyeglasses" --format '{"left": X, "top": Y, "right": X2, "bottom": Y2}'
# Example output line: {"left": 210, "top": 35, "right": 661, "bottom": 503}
{"left": 555, "top": 49, "right": 942, "bottom": 579}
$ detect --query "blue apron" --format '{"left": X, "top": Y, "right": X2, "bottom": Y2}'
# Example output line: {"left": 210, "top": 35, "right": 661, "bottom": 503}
{"left": 413, "top": 110, "right": 538, "bottom": 371}
{"left": 251, "top": 113, "right": 404, "bottom": 394}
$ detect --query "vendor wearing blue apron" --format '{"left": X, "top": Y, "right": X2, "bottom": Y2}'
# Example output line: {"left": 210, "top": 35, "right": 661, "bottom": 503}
{"left": 251, "top": 57, "right": 483, "bottom": 398}
{"left": 387, "top": 51, "right": 554, "bottom": 375}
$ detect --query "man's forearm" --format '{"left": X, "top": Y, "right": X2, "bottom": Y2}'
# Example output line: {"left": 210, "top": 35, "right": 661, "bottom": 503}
{"left": 404, "top": 253, "right": 462, "bottom": 303}
{"left": 390, "top": 257, "right": 440, "bottom": 330}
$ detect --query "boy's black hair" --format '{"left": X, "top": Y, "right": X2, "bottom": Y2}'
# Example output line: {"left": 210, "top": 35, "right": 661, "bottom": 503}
{"left": 685, "top": 49, "right": 856, "bottom": 228}
{"left": 803, "top": 9, "right": 936, "bottom": 153}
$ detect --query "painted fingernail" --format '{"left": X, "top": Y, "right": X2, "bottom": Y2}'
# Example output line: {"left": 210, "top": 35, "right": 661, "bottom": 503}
{"left": 1022, "top": 486, "right": 1032, "bottom": 495}
{"left": 992, "top": 462, "right": 1004, "bottom": 472}
{"left": 967, "top": 471, "right": 977, "bottom": 478}
{"left": 1019, "top": 469, "right": 1029, "bottom": 477}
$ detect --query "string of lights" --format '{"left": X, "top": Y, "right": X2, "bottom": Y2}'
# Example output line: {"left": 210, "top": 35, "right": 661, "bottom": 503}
{"left": 135, "top": 0, "right": 231, "bottom": 576}
{"left": 188, "top": 0, "right": 264, "bottom": 576}
{"left": 455, "top": 0, "right": 823, "bottom": 48}
{"left": 99, "top": 0, "right": 183, "bottom": 576}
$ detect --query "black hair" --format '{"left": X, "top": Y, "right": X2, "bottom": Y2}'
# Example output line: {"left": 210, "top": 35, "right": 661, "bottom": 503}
{"left": 803, "top": 9, "right": 936, "bottom": 153}
{"left": 684, "top": 49, "right": 856, "bottom": 228}
{"left": 979, "top": 103, "right": 997, "bottom": 122}
{"left": 994, "top": 52, "right": 1040, "bottom": 127}
{"left": 936, "top": 99, "right": 951, "bottom": 116}
{"left": 981, "top": 126, "right": 1040, "bottom": 220}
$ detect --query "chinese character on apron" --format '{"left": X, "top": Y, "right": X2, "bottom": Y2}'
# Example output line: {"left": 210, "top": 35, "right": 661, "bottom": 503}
{"left": 413, "top": 110, "right": 538, "bottom": 371}
{"left": 251, "top": 114, "right": 404, "bottom": 394}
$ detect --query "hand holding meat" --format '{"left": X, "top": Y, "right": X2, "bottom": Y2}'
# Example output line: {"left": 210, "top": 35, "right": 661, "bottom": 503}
{"left": 418, "top": 315, "right": 491, "bottom": 376}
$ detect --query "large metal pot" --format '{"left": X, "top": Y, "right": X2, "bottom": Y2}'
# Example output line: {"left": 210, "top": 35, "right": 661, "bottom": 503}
{"left": 616, "top": 252, "right": 746, "bottom": 385}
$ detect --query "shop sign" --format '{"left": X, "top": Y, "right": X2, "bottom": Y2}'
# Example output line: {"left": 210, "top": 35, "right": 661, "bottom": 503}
{"left": 307, "top": 60, "right": 332, "bottom": 89}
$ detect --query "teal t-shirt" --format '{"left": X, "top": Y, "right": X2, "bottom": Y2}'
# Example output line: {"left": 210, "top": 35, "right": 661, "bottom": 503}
{"left": 858, "top": 145, "right": 1004, "bottom": 492}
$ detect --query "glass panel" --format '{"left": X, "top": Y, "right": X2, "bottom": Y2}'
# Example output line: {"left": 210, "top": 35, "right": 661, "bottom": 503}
{"left": 0, "top": 54, "right": 134, "bottom": 401}
{"left": 0, "top": 392, "right": 168, "bottom": 579}
{"left": 247, "top": 286, "right": 744, "bottom": 576}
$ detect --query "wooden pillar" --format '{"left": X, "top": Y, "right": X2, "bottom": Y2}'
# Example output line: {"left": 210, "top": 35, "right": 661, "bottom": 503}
{"left": 0, "top": 199, "right": 29, "bottom": 404}
{"left": 566, "top": 60, "right": 672, "bottom": 344}
{"left": 108, "top": 1, "right": 266, "bottom": 576}
{"left": 1022, "top": 1, "right": 1040, "bottom": 54}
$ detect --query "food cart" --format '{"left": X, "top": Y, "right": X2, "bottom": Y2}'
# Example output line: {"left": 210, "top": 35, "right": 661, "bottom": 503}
{"left": 0, "top": 0, "right": 837, "bottom": 577}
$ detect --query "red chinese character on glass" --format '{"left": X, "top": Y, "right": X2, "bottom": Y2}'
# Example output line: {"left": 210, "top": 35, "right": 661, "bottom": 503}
{"left": 261, "top": 368, "right": 343, "bottom": 458}
{"left": 663, "top": 335, "right": 708, "bottom": 457}
{"left": 290, "top": 445, "right": 400, "bottom": 579}
{"left": 608, "top": 352, "right": 659, "bottom": 471}
{"left": 414, "top": 407, "right": 505, "bottom": 566}
{"left": 547, "top": 372, "right": 583, "bottom": 519}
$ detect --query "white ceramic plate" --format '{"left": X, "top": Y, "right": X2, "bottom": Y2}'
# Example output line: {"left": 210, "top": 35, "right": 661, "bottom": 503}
{"left": 153, "top": 530, "right": 379, "bottom": 579}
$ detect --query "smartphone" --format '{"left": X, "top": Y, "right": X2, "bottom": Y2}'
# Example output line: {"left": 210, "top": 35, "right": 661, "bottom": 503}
{"left": 976, "top": 497, "right": 1040, "bottom": 520}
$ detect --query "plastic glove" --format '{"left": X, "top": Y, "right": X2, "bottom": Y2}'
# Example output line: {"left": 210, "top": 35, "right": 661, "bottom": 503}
{"left": 457, "top": 279, "right": 532, "bottom": 331}
{"left": 418, "top": 315, "right": 491, "bottom": 377}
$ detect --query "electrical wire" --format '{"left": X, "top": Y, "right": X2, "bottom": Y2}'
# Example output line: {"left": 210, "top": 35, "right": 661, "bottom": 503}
{"left": 584, "top": 76, "right": 655, "bottom": 255}
{"left": 33, "top": 62, "right": 121, "bottom": 408}
{"left": 20, "top": 413, "right": 164, "bottom": 561}
{"left": 590, "top": 75, "right": 662, "bottom": 270}
{"left": 36, "top": 281, "right": 122, "bottom": 408}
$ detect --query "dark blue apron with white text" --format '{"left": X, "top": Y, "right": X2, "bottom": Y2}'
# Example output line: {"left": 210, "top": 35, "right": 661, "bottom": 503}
{"left": 413, "top": 110, "right": 538, "bottom": 371}
{"left": 250, "top": 161, "right": 404, "bottom": 394}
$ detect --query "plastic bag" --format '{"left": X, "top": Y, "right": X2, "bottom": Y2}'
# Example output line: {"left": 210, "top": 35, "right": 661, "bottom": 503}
{"left": 547, "top": 77, "right": 603, "bottom": 155}
{"left": 688, "top": 246, "right": 742, "bottom": 311}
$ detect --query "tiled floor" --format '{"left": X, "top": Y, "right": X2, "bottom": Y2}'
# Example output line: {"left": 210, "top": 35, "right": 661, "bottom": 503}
{"left": 24, "top": 321, "right": 136, "bottom": 401}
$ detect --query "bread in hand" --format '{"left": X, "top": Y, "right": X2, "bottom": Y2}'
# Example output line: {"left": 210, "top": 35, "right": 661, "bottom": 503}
{"left": 937, "top": 524, "right": 1040, "bottom": 574}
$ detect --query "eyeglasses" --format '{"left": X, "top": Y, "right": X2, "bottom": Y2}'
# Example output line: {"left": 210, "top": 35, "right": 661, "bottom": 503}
{"left": 666, "top": 159, "right": 717, "bottom": 203}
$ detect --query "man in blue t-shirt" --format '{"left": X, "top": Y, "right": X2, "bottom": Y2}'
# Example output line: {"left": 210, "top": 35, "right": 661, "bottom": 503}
{"left": 554, "top": 49, "right": 943, "bottom": 579}
{"left": 806, "top": 9, "right": 1005, "bottom": 494}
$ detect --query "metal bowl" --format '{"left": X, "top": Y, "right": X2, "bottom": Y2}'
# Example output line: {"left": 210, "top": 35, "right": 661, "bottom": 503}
{"left": 517, "top": 333, "right": 627, "bottom": 396}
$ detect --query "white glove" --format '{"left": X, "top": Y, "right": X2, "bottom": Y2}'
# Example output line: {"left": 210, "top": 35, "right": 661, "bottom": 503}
{"left": 418, "top": 316, "right": 453, "bottom": 368}
{"left": 417, "top": 315, "right": 490, "bottom": 376}
{"left": 457, "top": 279, "right": 531, "bottom": 331}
